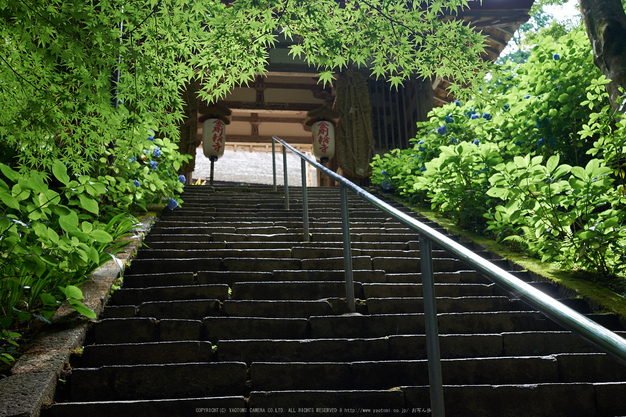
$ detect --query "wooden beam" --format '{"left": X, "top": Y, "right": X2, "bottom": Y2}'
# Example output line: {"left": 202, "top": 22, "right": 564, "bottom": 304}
{"left": 265, "top": 71, "right": 323, "bottom": 78}
{"left": 218, "top": 101, "right": 323, "bottom": 112}
{"left": 231, "top": 116, "right": 306, "bottom": 124}
{"left": 484, "top": 34, "right": 508, "bottom": 47}
{"left": 258, "top": 82, "right": 329, "bottom": 91}
{"left": 230, "top": 109, "right": 308, "bottom": 116}
{"left": 226, "top": 135, "right": 312, "bottom": 144}
{"left": 469, "top": 17, "right": 531, "bottom": 28}
{"left": 433, "top": 95, "right": 450, "bottom": 106}
{"left": 225, "top": 141, "right": 313, "bottom": 153}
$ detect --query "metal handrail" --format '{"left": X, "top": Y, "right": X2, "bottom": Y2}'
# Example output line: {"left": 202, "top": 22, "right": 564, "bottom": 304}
{"left": 271, "top": 135, "right": 626, "bottom": 417}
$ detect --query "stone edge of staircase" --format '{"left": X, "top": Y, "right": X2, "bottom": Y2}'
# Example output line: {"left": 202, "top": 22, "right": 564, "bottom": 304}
{"left": 0, "top": 213, "right": 158, "bottom": 417}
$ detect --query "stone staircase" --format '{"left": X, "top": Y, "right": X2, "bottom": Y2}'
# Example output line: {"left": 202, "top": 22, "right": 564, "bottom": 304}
{"left": 44, "top": 185, "right": 626, "bottom": 417}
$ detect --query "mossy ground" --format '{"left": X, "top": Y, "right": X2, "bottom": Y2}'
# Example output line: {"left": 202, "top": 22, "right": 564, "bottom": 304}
{"left": 380, "top": 191, "right": 626, "bottom": 323}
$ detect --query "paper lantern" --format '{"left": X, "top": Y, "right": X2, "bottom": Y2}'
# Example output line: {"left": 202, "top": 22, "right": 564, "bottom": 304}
{"left": 312, "top": 120, "right": 335, "bottom": 163}
{"left": 202, "top": 118, "right": 226, "bottom": 160}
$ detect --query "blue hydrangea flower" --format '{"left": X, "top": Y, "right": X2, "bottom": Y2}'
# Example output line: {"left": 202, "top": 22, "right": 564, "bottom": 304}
{"left": 147, "top": 135, "right": 155, "bottom": 142}
{"left": 128, "top": 157, "right": 137, "bottom": 163}
{"left": 471, "top": 114, "right": 480, "bottom": 120}
{"left": 453, "top": 100, "right": 461, "bottom": 107}
{"left": 420, "top": 165, "right": 426, "bottom": 172}
{"left": 381, "top": 170, "right": 388, "bottom": 176}
{"left": 553, "top": 53, "right": 560, "bottom": 61}
{"left": 178, "top": 174, "right": 186, "bottom": 184}
{"left": 153, "top": 147, "right": 162, "bottom": 158}
{"left": 149, "top": 160, "right": 158, "bottom": 170}
{"left": 449, "top": 137, "right": 456, "bottom": 144}
{"left": 537, "top": 138, "right": 546, "bottom": 147}
{"left": 445, "top": 115, "right": 454, "bottom": 124}
{"left": 417, "top": 140, "right": 425, "bottom": 144}
{"left": 381, "top": 180, "right": 393, "bottom": 191}
{"left": 503, "top": 104, "right": 510, "bottom": 110}
{"left": 473, "top": 139, "right": 480, "bottom": 146}
{"left": 482, "top": 112, "right": 491, "bottom": 120}
{"left": 133, "top": 179, "right": 140, "bottom": 187}
{"left": 524, "top": 95, "right": 531, "bottom": 99}
{"left": 167, "top": 198, "right": 178, "bottom": 210}
{"left": 437, "top": 126, "right": 447, "bottom": 135}
{"left": 515, "top": 140, "right": 522, "bottom": 146}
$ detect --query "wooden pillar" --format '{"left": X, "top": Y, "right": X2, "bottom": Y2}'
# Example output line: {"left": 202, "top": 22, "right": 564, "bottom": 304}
{"left": 178, "top": 79, "right": 202, "bottom": 183}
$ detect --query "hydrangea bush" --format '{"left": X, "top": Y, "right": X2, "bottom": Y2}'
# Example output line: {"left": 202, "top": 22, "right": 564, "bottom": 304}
{"left": 0, "top": 114, "right": 189, "bottom": 360}
{"left": 371, "top": 27, "right": 626, "bottom": 278}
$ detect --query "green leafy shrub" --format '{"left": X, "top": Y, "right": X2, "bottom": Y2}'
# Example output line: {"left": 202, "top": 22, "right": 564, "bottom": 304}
{"left": 414, "top": 141, "right": 504, "bottom": 231}
{"left": 96, "top": 123, "right": 188, "bottom": 215}
{"left": 371, "top": 27, "right": 626, "bottom": 280}
{"left": 0, "top": 161, "right": 137, "bottom": 324}
{"left": 487, "top": 155, "right": 626, "bottom": 276}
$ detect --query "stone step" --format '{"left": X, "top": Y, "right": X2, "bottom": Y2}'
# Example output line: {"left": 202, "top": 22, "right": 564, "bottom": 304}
{"left": 134, "top": 248, "right": 293, "bottom": 259}
{"left": 249, "top": 356, "right": 585, "bottom": 391}
{"left": 143, "top": 241, "right": 229, "bottom": 250}
{"left": 68, "top": 362, "right": 247, "bottom": 401}
{"left": 309, "top": 233, "right": 420, "bottom": 243}
{"left": 222, "top": 300, "right": 338, "bottom": 318}
{"left": 196, "top": 271, "right": 273, "bottom": 286}
{"left": 77, "top": 341, "right": 214, "bottom": 367}
{"left": 91, "top": 312, "right": 563, "bottom": 345}
{"left": 48, "top": 184, "right": 626, "bottom": 417}
{"left": 108, "top": 284, "right": 229, "bottom": 305}
{"left": 136, "top": 299, "right": 221, "bottom": 319}
{"left": 362, "top": 283, "right": 507, "bottom": 297}
{"left": 143, "top": 233, "right": 214, "bottom": 243}
{"left": 44, "top": 397, "right": 247, "bottom": 417}
{"left": 230, "top": 281, "right": 362, "bottom": 300}
{"left": 268, "top": 270, "right": 386, "bottom": 283}
{"left": 129, "top": 256, "right": 473, "bottom": 275}
{"left": 306, "top": 312, "right": 558, "bottom": 338}
{"left": 211, "top": 233, "right": 307, "bottom": 242}
{"left": 344, "top": 354, "right": 626, "bottom": 388}
{"left": 154, "top": 225, "right": 419, "bottom": 235}
{"left": 248, "top": 390, "right": 405, "bottom": 414}
{"left": 386, "top": 271, "right": 489, "bottom": 283}
{"left": 103, "top": 299, "right": 224, "bottom": 320}
{"left": 120, "top": 272, "right": 196, "bottom": 288}
{"left": 366, "top": 297, "right": 531, "bottom": 314}
{"left": 217, "top": 331, "right": 622, "bottom": 364}
{"left": 402, "top": 382, "right": 626, "bottom": 417}
{"left": 92, "top": 317, "right": 310, "bottom": 344}
{"left": 142, "top": 240, "right": 422, "bottom": 251}
{"left": 126, "top": 257, "right": 303, "bottom": 274}
{"left": 152, "top": 219, "right": 410, "bottom": 228}
{"left": 301, "top": 256, "right": 372, "bottom": 270}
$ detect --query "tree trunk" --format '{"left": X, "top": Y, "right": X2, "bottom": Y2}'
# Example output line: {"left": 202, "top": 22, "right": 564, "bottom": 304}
{"left": 580, "top": 0, "right": 626, "bottom": 110}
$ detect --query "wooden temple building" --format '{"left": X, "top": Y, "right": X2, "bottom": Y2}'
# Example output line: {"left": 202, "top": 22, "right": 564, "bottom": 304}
{"left": 180, "top": 0, "right": 535, "bottom": 185}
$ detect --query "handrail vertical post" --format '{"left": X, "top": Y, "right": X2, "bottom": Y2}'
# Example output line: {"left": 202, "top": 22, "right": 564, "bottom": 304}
{"left": 272, "top": 138, "right": 277, "bottom": 192}
{"left": 283, "top": 145, "right": 289, "bottom": 210}
{"left": 340, "top": 184, "right": 356, "bottom": 312}
{"left": 301, "top": 158, "right": 309, "bottom": 242}
{"left": 420, "top": 234, "right": 445, "bottom": 417}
